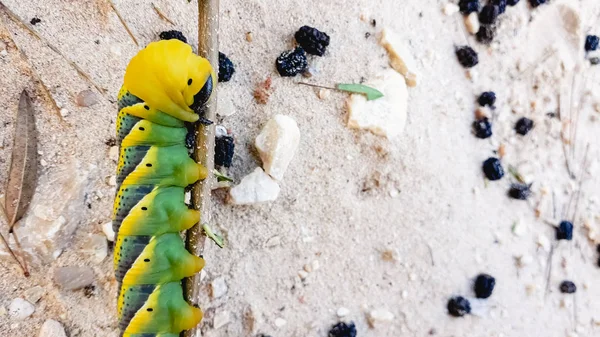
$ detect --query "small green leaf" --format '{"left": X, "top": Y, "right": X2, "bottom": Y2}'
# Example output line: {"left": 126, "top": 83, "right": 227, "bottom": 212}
{"left": 202, "top": 224, "right": 224, "bottom": 248}
{"left": 508, "top": 166, "right": 526, "bottom": 184}
{"left": 337, "top": 83, "right": 384, "bottom": 101}
{"left": 212, "top": 169, "right": 233, "bottom": 183}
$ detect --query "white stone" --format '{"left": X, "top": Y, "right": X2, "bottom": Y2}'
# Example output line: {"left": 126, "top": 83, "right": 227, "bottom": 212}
{"left": 298, "top": 270, "right": 309, "bottom": 279}
{"left": 368, "top": 309, "right": 395, "bottom": 326}
{"left": 512, "top": 221, "right": 527, "bottom": 237}
{"left": 107, "top": 175, "right": 117, "bottom": 186}
{"left": 59, "top": 109, "right": 69, "bottom": 117}
{"left": 336, "top": 307, "right": 350, "bottom": 317}
{"left": 102, "top": 221, "right": 115, "bottom": 242}
{"left": 255, "top": 115, "right": 300, "bottom": 181}
{"left": 346, "top": 69, "right": 408, "bottom": 139}
{"left": 379, "top": 28, "right": 420, "bottom": 87}
{"left": 23, "top": 286, "right": 45, "bottom": 304}
{"left": 210, "top": 277, "right": 228, "bottom": 299}
{"left": 465, "top": 12, "right": 480, "bottom": 35}
{"left": 213, "top": 310, "right": 231, "bottom": 329}
{"left": 217, "top": 95, "right": 236, "bottom": 117}
{"left": 229, "top": 168, "right": 280, "bottom": 205}
{"left": 8, "top": 298, "right": 35, "bottom": 320}
{"left": 39, "top": 319, "right": 67, "bottom": 337}
{"left": 82, "top": 234, "right": 108, "bottom": 263}
{"left": 108, "top": 146, "right": 119, "bottom": 162}
{"left": 537, "top": 234, "right": 551, "bottom": 252}
{"left": 442, "top": 3, "right": 460, "bottom": 16}
{"left": 274, "top": 318, "right": 287, "bottom": 327}
{"left": 215, "top": 125, "right": 228, "bottom": 138}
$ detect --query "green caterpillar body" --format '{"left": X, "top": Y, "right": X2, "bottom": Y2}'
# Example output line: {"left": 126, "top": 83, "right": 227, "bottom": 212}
{"left": 113, "top": 39, "right": 215, "bottom": 337}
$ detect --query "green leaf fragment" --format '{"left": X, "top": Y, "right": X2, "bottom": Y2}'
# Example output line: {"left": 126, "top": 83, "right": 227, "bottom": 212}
{"left": 212, "top": 169, "right": 233, "bottom": 182}
{"left": 202, "top": 223, "right": 224, "bottom": 248}
{"left": 337, "top": 83, "right": 384, "bottom": 101}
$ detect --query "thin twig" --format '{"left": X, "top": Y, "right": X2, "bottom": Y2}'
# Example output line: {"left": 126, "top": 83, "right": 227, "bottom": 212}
{"left": 0, "top": 1, "right": 107, "bottom": 95}
{"left": 544, "top": 244, "right": 555, "bottom": 299}
{"left": 152, "top": 3, "right": 175, "bottom": 25}
{"left": 571, "top": 74, "right": 587, "bottom": 162}
{"left": 0, "top": 206, "right": 28, "bottom": 275}
{"left": 108, "top": 0, "right": 139, "bottom": 46}
{"left": 571, "top": 143, "right": 590, "bottom": 223}
{"left": 297, "top": 82, "right": 337, "bottom": 91}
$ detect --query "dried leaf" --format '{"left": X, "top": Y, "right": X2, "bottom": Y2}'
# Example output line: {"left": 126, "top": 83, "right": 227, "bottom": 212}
{"left": 337, "top": 83, "right": 384, "bottom": 101}
{"left": 4, "top": 90, "right": 38, "bottom": 228}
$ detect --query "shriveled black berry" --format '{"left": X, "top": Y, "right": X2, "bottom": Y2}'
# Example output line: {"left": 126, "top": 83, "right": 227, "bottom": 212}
{"left": 529, "top": 0, "right": 547, "bottom": 7}
{"left": 492, "top": 0, "right": 507, "bottom": 14}
{"left": 585, "top": 35, "right": 599, "bottom": 52}
{"left": 455, "top": 46, "right": 479, "bottom": 68}
{"left": 473, "top": 118, "right": 492, "bottom": 139}
{"left": 459, "top": 0, "right": 481, "bottom": 14}
{"left": 328, "top": 321, "right": 357, "bottom": 337}
{"left": 559, "top": 280, "right": 576, "bottom": 294}
{"left": 30, "top": 17, "right": 41, "bottom": 25}
{"left": 295, "top": 26, "right": 330, "bottom": 56}
{"left": 159, "top": 30, "right": 187, "bottom": 43}
{"left": 507, "top": 0, "right": 520, "bottom": 5}
{"left": 508, "top": 183, "right": 531, "bottom": 200}
{"left": 474, "top": 274, "right": 496, "bottom": 298}
{"left": 447, "top": 296, "right": 471, "bottom": 317}
{"left": 479, "top": 5, "right": 499, "bottom": 25}
{"left": 214, "top": 135, "right": 234, "bottom": 168}
{"left": 476, "top": 25, "right": 495, "bottom": 44}
{"left": 590, "top": 57, "right": 600, "bottom": 66}
{"left": 218, "top": 52, "right": 235, "bottom": 82}
{"left": 515, "top": 117, "right": 534, "bottom": 135}
{"left": 556, "top": 221, "right": 573, "bottom": 241}
{"left": 276, "top": 47, "right": 308, "bottom": 77}
{"left": 478, "top": 91, "right": 496, "bottom": 107}
{"left": 483, "top": 157, "right": 504, "bottom": 181}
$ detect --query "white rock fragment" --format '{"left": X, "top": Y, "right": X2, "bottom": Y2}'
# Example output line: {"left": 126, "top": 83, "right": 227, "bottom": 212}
{"left": 537, "top": 234, "right": 551, "bottom": 252}
{"left": 39, "top": 319, "right": 67, "bottom": 337}
{"left": 102, "top": 221, "right": 115, "bottom": 242}
{"left": 108, "top": 146, "right": 119, "bottom": 162}
{"left": 23, "top": 286, "right": 45, "bottom": 304}
{"left": 215, "top": 125, "right": 228, "bottom": 138}
{"left": 217, "top": 96, "right": 236, "bottom": 117}
{"left": 255, "top": 115, "right": 300, "bottom": 181}
{"left": 210, "top": 277, "right": 228, "bottom": 299}
{"left": 442, "top": 3, "right": 460, "bottom": 16}
{"left": 337, "top": 307, "right": 350, "bottom": 317}
{"left": 465, "top": 12, "right": 480, "bottom": 35}
{"left": 107, "top": 175, "right": 117, "bottom": 186}
{"left": 53, "top": 266, "right": 95, "bottom": 290}
{"left": 367, "top": 309, "right": 394, "bottom": 327}
{"left": 346, "top": 69, "right": 408, "bottom": 139}
{"left": 8, "top": 298, "right": 35, "bottom": 320}
{"left": 213, "top": 310, "right": 231, "bottom": 329}
{"left": 59, "top": 109, "right": 69, "bottom": 117}
{"left": 298, "top": 270, "right": 309, "bottom": 280}
{"left": 229, "top": 168, "right": 280, "bottom": 205}
{"left": 512, "top": 221, "right": 527, "bottom": 237}
{"left": 82, "top": 234, "right": 108, "bottom": 263}
{"left": 274, "top": 318, "right": 287, "bottom": 328}
{"left": 379, "top": 28, "right": 420, "bottom": 87}
{"left": 264, "top": 236, "right": 281, "bottom": 248}
{"left": 76, "top": 90, "right": 99, "bottom": 107}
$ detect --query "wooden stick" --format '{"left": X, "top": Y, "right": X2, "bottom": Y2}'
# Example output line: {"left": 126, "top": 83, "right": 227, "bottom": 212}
{"left": 184, "top": 1, "right": 218, "bottom": 336}
{"left": 151, "top": 3, "right": 175, "bottom": 25}
{"left": 108, "top": 0, "right": 139, "bottom": 46}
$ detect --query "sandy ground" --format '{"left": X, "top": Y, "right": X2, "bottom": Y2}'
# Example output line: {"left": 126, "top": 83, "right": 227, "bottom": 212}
{"left": 1, "top": 0, "right": 600, "bottom": 336}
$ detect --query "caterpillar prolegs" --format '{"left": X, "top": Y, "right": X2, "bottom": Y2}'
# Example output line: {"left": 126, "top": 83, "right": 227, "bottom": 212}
{"left": 113, "top": 39, "right": 215, "bottom": 336}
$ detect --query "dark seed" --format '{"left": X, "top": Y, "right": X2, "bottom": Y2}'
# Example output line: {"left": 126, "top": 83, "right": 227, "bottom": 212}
{"left": 455, "top": 46, "right": 479, "bottom": 68}
{"left": 507, "top": 0, "right": 520, "bottom": 5}
{"left": 276, "top": 47, "right": 308, "bottom": 77}
{"left": 478, "top": 91, "right": 496, "bottom": 107}
{"left": 459, "top": 0, "right": 481, "bottom": 14}
{"left": 559, "top": 280, "right": 576, "bottom": 294}
{"left": 508, "top": 183, "right": 531, "bottom": 200}
{"left": 447, "top": 296, "right": 471, "bottom": 317}
{"left": 294, "top": 25, "right": 330, "bottom": 56}
{"left": 474, "top": 274, "right": 496, "bottom": 299}
{"left": 483, "top": 157, "right": 504, "bottom": 181}
{"left": 528, "top": 0, "right": 547, "bottom": 8}
{"left": 214, "top": 135, "right": 235, "bottom": 168}
{"left": 159, "top": 30, "right": 187, "bottom": 43}
{"left": 30, "top": 17, "right": 41, "bottom": 25}
{"left": 585, "top": 35, "right": 599, "bottom": 52}
{"left": 515, "top": 117, "right": 534, "bottom": 135}
{"left": 472, "top": 118, "right": 493, "bottom": 139}
{"left": 328, "top": 321, "right": 357, "bottom": 337}
{"left": 556, "top": 221, "right": 573, "bottom": 241}
{"left": 218, "top": 52, "right": 235, "bottom": 82}
{"left": 476, "top": 25, "right": 495, "bottom": 44}
{"left": 479, "top": 5, "right": 499, "bottom": 25}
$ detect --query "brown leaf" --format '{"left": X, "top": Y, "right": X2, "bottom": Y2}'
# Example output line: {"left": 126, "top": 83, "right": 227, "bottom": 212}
{"left": 4, "top": 90, "right": 38, "bottom": 228}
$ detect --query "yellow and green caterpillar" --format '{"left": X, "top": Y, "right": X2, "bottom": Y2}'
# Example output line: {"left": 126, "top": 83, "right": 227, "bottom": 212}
{"left": 113, "top": 39, "right": 215, "bottom": 336}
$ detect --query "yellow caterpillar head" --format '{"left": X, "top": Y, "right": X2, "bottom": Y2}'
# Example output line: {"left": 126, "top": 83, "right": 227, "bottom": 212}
{"left": 124, "top": 39, "right": 215, "bottom": 123}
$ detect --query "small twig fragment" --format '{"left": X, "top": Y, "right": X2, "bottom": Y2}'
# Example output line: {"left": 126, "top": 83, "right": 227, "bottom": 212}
{"left": 152, "top": 3, "right": 175, "bottom": 25}
{"left": 108, "top": 0, "right": 139, "bottom": 46}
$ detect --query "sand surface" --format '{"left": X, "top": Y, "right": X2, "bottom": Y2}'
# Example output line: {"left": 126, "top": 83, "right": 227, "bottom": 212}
{"left": 1, "top": 0, "right": 600, "bottom": 336}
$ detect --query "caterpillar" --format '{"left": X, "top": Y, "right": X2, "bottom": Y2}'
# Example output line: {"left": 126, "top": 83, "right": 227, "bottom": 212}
{"left": 113, "top": 39, "right": 215, "bottom": 336}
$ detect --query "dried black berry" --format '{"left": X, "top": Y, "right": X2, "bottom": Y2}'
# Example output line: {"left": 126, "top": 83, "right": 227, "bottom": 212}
{"left": 559, "top": 280, "right": 576, "bottom": 294}
{"left": 479, "top": 5, "right": 499, "bottom": 25}
{"left": 585, "top": 35, "right": 599, "bottom": 52}
{"left": 159, "top": 30, "right": 188, "bottom": 43}
{"left": 214, "top": 135, "right": 234, "bottom": 168}
{"left": 515, "top": 117, "right": 534, "bottom": 135}
{"left": 507, "top": 0, "right": 520, "bottom": 5}
{"left": 459, "top": 0, "right": 481, "bottom": 14}
{"left": 529, "top": 0, "right": 547, "bottom": 7}
{"left": 455, "top": 46, "right": 479, "bottom": 68}
{"left": 556, "top": 221, "right": 573, "bottom": 241}
{"left": 474, "top": 274, "right": 496, "bottom": 298}
{"left": 30, "top": 17, "right": 41, "bottom": 25}
{"left": 483, "top": 157, "right": 504, "bottom": 181}
{"left": 476, "top": 25, "right": 495, "bottom": 44}
{"left": 473, "top": 118, "right": 493, "bottom": 139}
{"left": 478, "top": 91, "right": 496, "bottom": 107}
{"left": 447, "top": 296, "right": 471, "bottom": 317}
{"left": 328, "top": 321, "right": 357, "bottom": 337}
{"left": 492, "top": 0, "right": 507, "bottom": 14}
{"left": 276, "top": 47, "right": 308, "bottom": 77}
{"left": 294, "top": 26, "right": 330, "bottom": 56}
{"left": 590, "top": 57, "right": 600, "bottom": 66}
{"left": 218, "top": 52, "right": 235, "bottom": 82}
{"left": 508, "top": 183, "right": 531, "bottom": 200}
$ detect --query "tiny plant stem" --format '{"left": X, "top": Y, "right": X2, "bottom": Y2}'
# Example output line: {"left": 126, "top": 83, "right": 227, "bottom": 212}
{"left": 297, "top": 82, "right": 337, "bottom": 90}
{"left": 108, "top": 0, "right": 139, "bottom": 46}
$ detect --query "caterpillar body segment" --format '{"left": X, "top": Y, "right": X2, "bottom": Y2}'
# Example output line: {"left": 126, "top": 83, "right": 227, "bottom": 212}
{"left": 113, "top": 39, "right": 214, "bottom": 336}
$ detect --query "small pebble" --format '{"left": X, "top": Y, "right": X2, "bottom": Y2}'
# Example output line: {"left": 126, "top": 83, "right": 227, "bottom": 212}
{"left": 82, "top": 234, "right": 108, "bottom": 263}
{"left": 474, "top": 274, "right": 496, "bottom": 298}
{"left": 515, "top": 117, "right": 534, "bottom": 135}
{"left": 229, "top": 168, "right": 280, "bottom": 205}
{"left": 459, "top": 0, "right": 481, "bottom": 14}
{"left": 108, "top": 146, "right": 119, "bottom": 162}
{"left": 274, "top": 318, "right": 287, "bottom": 327}
{"left": 585, "top": 35, "right": 599, "bottom": 52}
{"left": 483, "top": 157, "right": 504, "bottom": 180}
{"left": 8, "top": 298, "right": 35, "bottom": 320}
{"left": 59, "top": 108, "right": 69, "bottom": 117}
{"left": 39, "top": 319, "right": 67, "bottom": 337}
{"left": 464, "top": 12, "right": 480, "bottom": 34}
{"left": 23, "top": 286, "right": 45, "bottom": 304}
{"left": 328, "top": 321, "right": 357, "bottom": 337}
{"left": 336, "top": 307, "right": 350, "bottom": 317}
{"left": 508, "top": 183, "right": 531, "bottom": 200}
{"left": 479, "top": 5, "right": 499, "bottom": 25}
{"left": 210, "top": 277, "right": 228, "bottom": 298}
{"left": 367, "top": 309, "right": 394, "bottom": 327}
{"left": 589, "top": 57, "right": 600, "bottom": 66}
{"left": 443, "top": 3, "right": 460, "bottom": 16}
{"left": 472, "top": 117, "right": 492, "bottom": 139}
{"left": 478, "top": 91, "right": 496, "bottom": 107}
{"left": 101, "top": 221, "right": 115, "bottom": 242}
{"left": 76, "top": 90, "right": 98, "bottom": 107}
{"left": 255, "top": 114, "right": 300, "bottom": 180}
{"left": 245, "top": 32, "right": 253, "bottom": 42}
{"left": 213, "top": 310, "right": 231, "bottom": 329}
{"left": 447, "top": 296, "right": 471, "bottom": 317}
{"left": 53, "top": 266, "right": 95, "bottom": 290}
{"left": 559, "top": 280, "right": 577, "bottom": 294}
{"left": 455, "top": 46, "right": 479, "bottom": 68}
{"left": 476, "top": 25, "right": 495, "bottom": 44}
{"left": 556, "top": 220, "right": 573, "bottom": 241}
